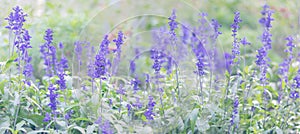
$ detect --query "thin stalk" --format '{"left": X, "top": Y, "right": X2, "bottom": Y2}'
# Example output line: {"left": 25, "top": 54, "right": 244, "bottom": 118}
{"left": 159, "top": 91, "right": 165, "bottom": 118}
{"left": 100, "top": 79, "right": 103, "bottom": 113}
{"left": 199, "top": 76, "right": 204, "bottom": 105}
{"left": 13, "top": 49, "right": 22, "bottom": 130}
{"left": 262, "top": 66, "right": 267, "bottom": 129}
{"left": 208, "top": 45, "right": 216, "bottom": 102}
{"left": 118, "top": 95, "right": 122, "bottom": 117}
{"left": 92, "top": 79, "right": 94, "bottom": 93}
{"left": 280, "top": 100, "right": 290, "bottom": 129}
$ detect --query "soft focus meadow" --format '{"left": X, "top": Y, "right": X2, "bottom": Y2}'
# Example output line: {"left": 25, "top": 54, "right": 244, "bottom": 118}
{"left": 0, "top": 0, "right": 300, "bottom": 133}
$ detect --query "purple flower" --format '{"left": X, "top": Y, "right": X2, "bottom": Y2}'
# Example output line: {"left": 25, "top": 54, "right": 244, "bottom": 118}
{"left": 231, "top": 12, "right": 242, "bottom": 37}
{"left": 22, "top": 52, "right": 33, "bottom": 78}
{"left": 231, "top": 11, "right": 242, "bottom": 64}
{"left": 5, "top": 6, "right": 27, "bottom": 33}
{"left": 181, "top": 24, "right": 190, "bottom": 44}
{"left": 49, "top": 45, "right": 57, "bottom": 74}
{"left": 95, "top": 117, "right": 102, "bottom": 125}
{"left": 145, "top": 73, "right": 150, "bottom": 84}
{"left": 256, "top": 4, "right": 274, "bottom": 87}
{"left": 40, "top": 29, "right": 55, "bottom": 77}
{"left": 56, "top": 43, "right": 68, "bottom": 90}
{"left": 193, "top": 42, "right": 206, "bottom": 76}
{"left": 94, "top": 35, "right": 110, "bottom": 79}
{"left": 144, "top": 96, "right": 156, "bottom": 120}
{"left": 230, "top": 97, "right": 239, "bottom": 128}
{"left": 259, "top": 5, "right": 274, "bottom": 30}
{"left": 168, "top": 9, "right": 178, "bottom": 40}
{"left": 43, "top": 112, "right": 51, "bottom": 122}
{"left": 224, "top": 53, "right": 233, "bottom": 73}
{"left": 150, "top": 49, "right": 165, "bottom": 73}
{"left": 259, "top": 5, "right": 274, "bottom": 50}
{"left": 129, "top": 60, "right": 136, "bottom": 74}
{"left": 101, "top": 120, "right": 113, "bottom": 134}
{"left": 255, "top": 47, "right": 267, "bottom": 66}
{"left": 131, "top": 76, "right": 141, "bottom": 92}
{"left": 127, "top": 104, "right": 132, "bottom": 116}
{"left": 87, "top": 45, "right": 95, "bottom": 78}
{"left": 211, "top": 19, "right": 222, "bottom": 40}
{"left": 95, "top": 118, "right": 113, "bottom": 134}
{"left": 56, "top": 73, "right": 67, "bottom": 90}
{"left": 116, "top": 84, "right": 126, "bottom": 95}
{"left": 165, "top": 56, "right": 173, "bottom": 75}
{"left": 44, "top": 29, "right": 53, "bottom": 46}
{"left": 112, "top": 31, "right": 125, "bottom": 75}
{"left": 293, "top": 70, "right": 300, "bottom": 89}
{"left": 290, "top": 91, "right": 299, "bottom": 99}
{"left": 240, "top": 37, "right": 250, "bottom": 46}
{"left": 74, "top": 41, "right": 83, "bottom": 67}
{"left": 279, "top": 36, "right": 295, "bottom": 82}
{"left": 113, "top": 31, "right": 125, "bottom": 53}
{"left": 133, "top": 97, "right": 143, "bottom": 109}
{"left": 48, "top": 84, "right": 58, "bottom": 112}
{"left": 59, "top": 56, "right": 69, "bottom": 70}
{"left": 65, "top": 110, "right": 74, "bottom": 120}
{"left": 16, "top": 29, "right": 32, "bottom": 54}
{"left": 5, "top": 7, "right": 33, "bottom": 85}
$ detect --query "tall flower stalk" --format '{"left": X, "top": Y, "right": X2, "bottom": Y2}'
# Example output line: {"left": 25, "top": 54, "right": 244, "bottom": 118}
{"left": 41, "top": 29, "right": 60, "bottom": 126}
{"left": 5, "top": 6, "right": 34, "bottom": 130}
{"left": 94, "top": 35, "right": 110, "bottom": 113}
{"left": 209, "top": 18, "right": 222, "bottom": 100}
{"left": 150, "top": 49, "right": 165, "bottom": 117}
{"left": 255, "top": 4, "right": 274, "bottom": 128}
{"left": 192, "top": 41, "right": 206, "bottom": 104}
{"left": 112, "top": 31, "right": 125, "bottom": 75}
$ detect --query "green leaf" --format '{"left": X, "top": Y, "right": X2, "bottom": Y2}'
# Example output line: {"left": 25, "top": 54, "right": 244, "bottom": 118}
{"left": 16, "top": 120, "right": 25, "bottom": 130}
{"left": 141, "top": 115, "right": 147, "bottom": 122}
{"left": 22, "top": 118, "right": 38, "bottom": 127}
{"left": 72, "top": 126, "right": 86, "bottom": 134}
{"left": 177, "top": 117, "right": 184, "bottom": 131}
{"left": 2, "top": 52, "right": 17, "bottom": 72}
{"left": 0, "top": 80, "right": 6, "bottom": 94}
{"left": 25, "top": 96, "right": 43, "bottom": 110}
{"left": 73, "top": 117, "right": 91, "bottom": 122}
{"left": 27, "top": 130, "right": 50, "bottom": 134}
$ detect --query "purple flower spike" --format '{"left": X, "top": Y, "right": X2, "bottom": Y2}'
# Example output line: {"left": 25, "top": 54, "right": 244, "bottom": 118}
{"left": 94, "top": 35, "right": 110, "bottom": 79}
{"left": 43, "top": 113, "right": 51, "bottom": 122}
{"left": 144, "top": 96, "right": 156, "bottom": 120}
{"left": 5, "top": 6, "right": 27, "bottom": 33}
{"left": 231, "top": 11, "right": 242, "bottom": 64}
{"left": 48, "top": 84, "right": 58, "bottom": 112}
{"left": 168, "top": 9, "right": 178, "bottom": 40}
{"left": 230, "top": 97, "right": 239, "bottom": 128}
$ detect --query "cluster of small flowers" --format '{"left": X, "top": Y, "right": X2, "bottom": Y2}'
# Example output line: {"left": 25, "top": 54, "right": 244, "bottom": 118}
{"left": 278, "top": 37, "right": 295, "bottom": 83}
{"left": 131, "top": 76, "right": 141, "bottom": 93}
{"left": 144, "top": 96, "right": 156, "bottom": 120}
{"left": 56, "top": 43, "right": 68, "bottom": 90}
{"left": 40, "top": 29, "right": 56, "bottom": 77}
{"left": 255, "top": 4, "right": 274, "bottom": 85}
{"left": 40, "top": 29, "right": 70, "bottom": 122}
{"left": 5, "top": 6, "right": 33, "bottom": 85}
{"left": 192, "top": 42, "right": 206, "bottom": 76}
{"left": 112, "top": 31, "right": 125, "bottom": 75}
{"left": 94, "top": 35, "right": 110, "bottom": 79}
{"left": 231, "top": 12, "right": 242, "bottom": 64}
{"left": 95, "top": 117, "right": 114, "bottom": 134}
{"left": 168, "top": 9, "right": 178, "bottom": 41}
{"left": 230, "top": 97, "right": 239, "bottom": 129}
